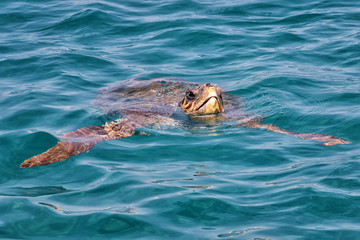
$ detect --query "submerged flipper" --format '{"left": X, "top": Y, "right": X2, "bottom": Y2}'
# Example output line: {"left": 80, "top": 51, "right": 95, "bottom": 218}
{"left": 242, "top": 122, "right": 351, "bottom": 146}
{"left": 20, "top": 119, "right": 138, "bottom": 168}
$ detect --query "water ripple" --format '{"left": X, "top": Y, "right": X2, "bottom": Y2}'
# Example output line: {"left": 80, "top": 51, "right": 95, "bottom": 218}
{"left": 0, "top": 0, "right": 359, "bottom": 239}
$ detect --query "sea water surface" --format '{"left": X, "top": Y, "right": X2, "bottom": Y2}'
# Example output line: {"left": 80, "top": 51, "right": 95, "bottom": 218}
{"left": 1, "top": 0, "right": 360, "bottom": 239}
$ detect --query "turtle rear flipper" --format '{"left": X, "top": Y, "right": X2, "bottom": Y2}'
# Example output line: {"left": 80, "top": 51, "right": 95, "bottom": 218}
{"left": 20, "top": 119, "right": 137, "bottom": 168}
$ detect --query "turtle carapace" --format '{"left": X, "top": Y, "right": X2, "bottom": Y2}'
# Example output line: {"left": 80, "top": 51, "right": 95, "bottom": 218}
{"left": 20, "top": 77, "right": 351, "bottom": 168}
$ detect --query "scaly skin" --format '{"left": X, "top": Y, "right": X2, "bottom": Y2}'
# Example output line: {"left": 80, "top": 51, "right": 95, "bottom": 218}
{"left": 239, "top": 121, "right": 351, "bottom": 146}
{"left": 21, "top": 80, "right": 351, "bottom": 168}
{"left": 180, "top": 84, "right": 351, "bottom": 146}
{"left": 20, "top": 119, "right": 138, "bottom": 168}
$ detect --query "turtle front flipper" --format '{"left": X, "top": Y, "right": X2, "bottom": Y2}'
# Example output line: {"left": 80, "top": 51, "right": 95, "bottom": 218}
{"left": 293, "top": 132, "right": 351, "bottom": 146}
{"left": 241, "top": 122, "right": 351, "bottom": 146}
{"left": 20, "top": 119, "right": 138, "bottom": 168}
{"left": 20, "top": 138, "right": 101, "bottom": 168}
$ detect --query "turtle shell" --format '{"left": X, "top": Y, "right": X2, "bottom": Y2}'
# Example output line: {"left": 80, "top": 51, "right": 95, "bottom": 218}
{"left": 93, "top": 77, "right": 244, "bottom": 124}
{"left": 93, "top": 77, "right": 196, "bottom": 115}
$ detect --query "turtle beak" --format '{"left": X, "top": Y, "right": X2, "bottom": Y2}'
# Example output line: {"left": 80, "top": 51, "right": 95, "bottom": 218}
{"left": 180, "top": 83, "right": 224, "bottom": 115}
{"left": 196, "top": 86, "right": 224, "bottom": 114}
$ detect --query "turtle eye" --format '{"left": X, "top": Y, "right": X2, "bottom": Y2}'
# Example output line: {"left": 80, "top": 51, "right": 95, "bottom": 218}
{"left": 186, "top": 91, "right": 196, "bottom": 101}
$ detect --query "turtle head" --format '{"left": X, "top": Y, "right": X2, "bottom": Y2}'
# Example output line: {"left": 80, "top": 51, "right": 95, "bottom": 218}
{"left": 180, "top": 83, "right": 224, "bottom": 115}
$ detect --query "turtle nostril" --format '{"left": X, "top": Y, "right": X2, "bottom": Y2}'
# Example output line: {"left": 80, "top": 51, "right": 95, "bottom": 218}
{"left": 206, "top": 83, "right": 211, "bottom": 87}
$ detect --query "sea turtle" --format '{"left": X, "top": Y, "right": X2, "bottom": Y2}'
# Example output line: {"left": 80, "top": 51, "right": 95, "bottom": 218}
{"left": 20, "top": 77, "right": 351, "bottom": 168}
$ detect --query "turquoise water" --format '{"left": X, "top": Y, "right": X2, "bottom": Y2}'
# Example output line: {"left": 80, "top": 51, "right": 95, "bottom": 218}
{"left": 1, "top": 0, "right": 359, "bottom": 239}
